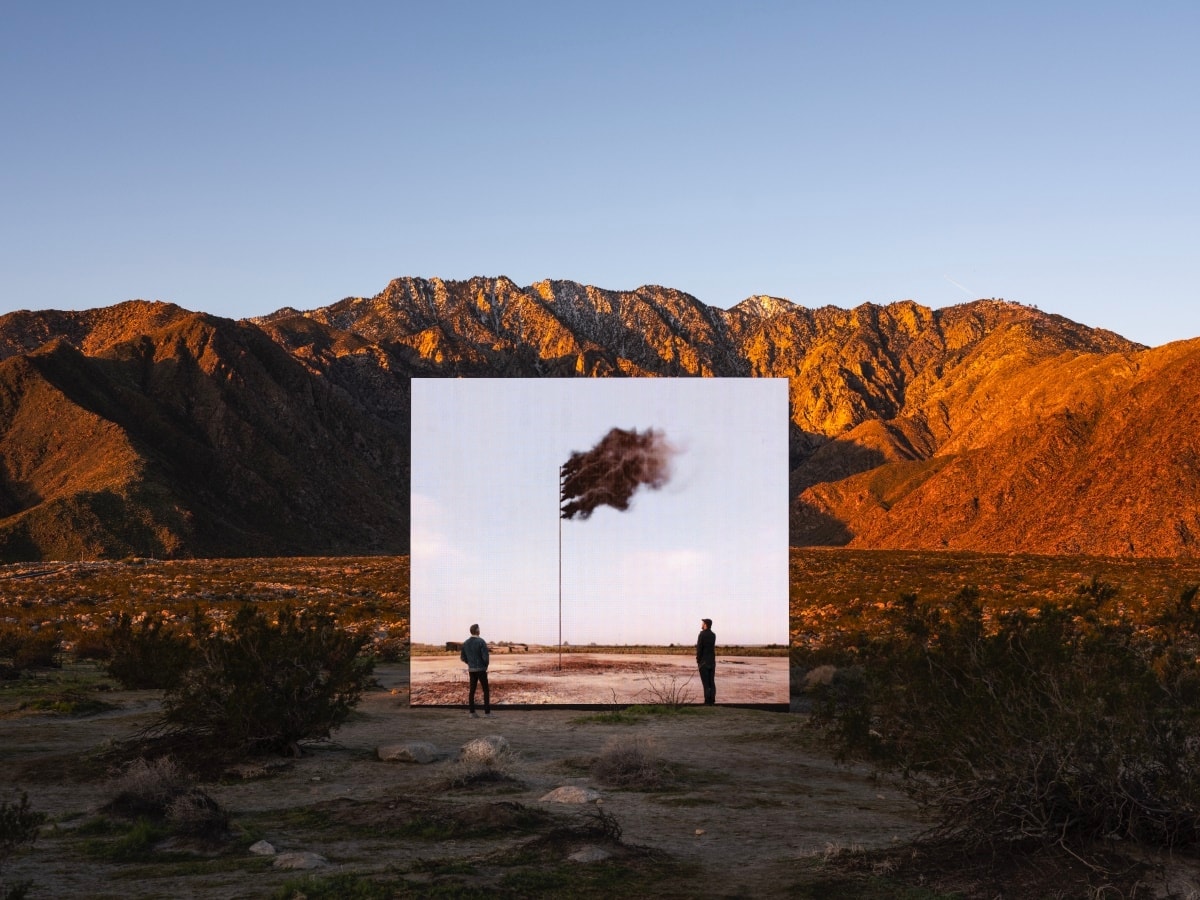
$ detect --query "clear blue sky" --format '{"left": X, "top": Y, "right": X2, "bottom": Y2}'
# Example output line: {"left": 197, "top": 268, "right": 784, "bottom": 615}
{"left": 410, "top": 378, "right": 789, "bottom": 646}
{"left": 2, "top": 3, "right": 1197, "bottom": 347}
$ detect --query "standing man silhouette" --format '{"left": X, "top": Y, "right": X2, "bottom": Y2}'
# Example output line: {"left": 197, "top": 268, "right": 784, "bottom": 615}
{"left": 696, "top": 618, "right": 716, "bottom": 705}
{"left": 460, "top": 623, "right": 491, "bottom": 716}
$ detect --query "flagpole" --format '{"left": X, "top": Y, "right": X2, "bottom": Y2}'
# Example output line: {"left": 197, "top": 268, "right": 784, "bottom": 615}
{"left": 558, "top": 463, "right": 563, "bottom": 671}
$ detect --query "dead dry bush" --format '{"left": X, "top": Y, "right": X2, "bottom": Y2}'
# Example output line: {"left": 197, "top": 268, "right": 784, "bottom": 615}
{"left": 105, "top": 758, "right": 191, "bottom": 819}
{"left": 104, "top": 757, "right": 228, "bottom": 839}
{"left": 591, "top": 735, "right": 669, "bottom": 790}
{"left": 442, "top": 737, "right": 520, "bottom": 790}
{"left": 637, "top": 673, "right": 694, "bottom": 708}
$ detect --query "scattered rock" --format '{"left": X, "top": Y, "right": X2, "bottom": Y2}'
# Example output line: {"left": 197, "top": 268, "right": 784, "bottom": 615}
{"left": 378, "top": 741, "right": 437, "bottom": 764}
{"left": 273, "top": 851, "right": 327, "bottom": 870}
{"left": 569, "top": 845, "right": 612, "bottom": 863}
{"left": 539, "top": 786, "right": 600, "bottom": 804}
{"left": 248, "top": 840, "right": 276, "bottom": 856}
{"left": 459, "top": 735, "right": 510, "bottom": 764}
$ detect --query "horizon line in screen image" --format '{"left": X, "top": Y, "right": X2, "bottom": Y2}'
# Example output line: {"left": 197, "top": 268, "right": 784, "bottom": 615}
{"left": 409, "top": 377, "right": 790, "bottom": 706}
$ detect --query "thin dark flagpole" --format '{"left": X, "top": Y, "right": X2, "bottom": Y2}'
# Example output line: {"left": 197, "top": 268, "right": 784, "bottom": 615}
{"left": 558, "top": 464, "right": 563, "bottom": 671}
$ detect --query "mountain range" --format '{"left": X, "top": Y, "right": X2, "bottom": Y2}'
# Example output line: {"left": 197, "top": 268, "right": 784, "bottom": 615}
{"left": 0, "top": 276, "right": 1195, "bottom": 560}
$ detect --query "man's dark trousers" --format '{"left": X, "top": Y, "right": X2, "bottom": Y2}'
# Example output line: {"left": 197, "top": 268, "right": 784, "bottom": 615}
{"left": 469, "top": 671, "right": 490, "bottom": 713}
{"left": 699, "top": 666, "right": 715, "bottom": 705}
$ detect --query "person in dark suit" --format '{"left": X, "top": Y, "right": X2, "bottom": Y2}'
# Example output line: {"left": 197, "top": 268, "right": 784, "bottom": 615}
{"left": 696, "top": 618, "right": 716, "bottom": 705}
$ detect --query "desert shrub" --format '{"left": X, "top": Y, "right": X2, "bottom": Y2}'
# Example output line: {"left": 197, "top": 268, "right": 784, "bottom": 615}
{"left": 163, "top": 789, "right": 229, "bottom": 839}
{"left": 592, "top": 735, "right": 668, "bottom": 790}
{"left": 158, "top": 603, "right": 374, "bottom": 758}
{"left": 0, "top": 792, "right": 43, "bottom": 900}
{"left": 14, "top": 630, "right": 60, "bottom": 670}
{"left": 101, "top": 758, "right": 228, "bottom": 843}
{"left": 70, "top": 629, "right": 112, "bottom": 661}
{"left": 0, "top": 632, "right": 16, "bottom": 663}
{"left": 802, "top": 664, "right": 837, "bottom": 691}
{"left": 370, "top": 633, "right": 408, "bottom": 663}
{"left": 444, "top": 736, "right": 519, "bottom": 789}
{"left": 105, "top": 758, "right": 191, "bottom": 819}
{"left": 809, "top": 582, "right": 1200, "bottom": 854}
{"left": 104, "top": 612, "right": 194, "bottom": 690}
{"left": 0, "top": 626, "right": 61, "bottom": 672}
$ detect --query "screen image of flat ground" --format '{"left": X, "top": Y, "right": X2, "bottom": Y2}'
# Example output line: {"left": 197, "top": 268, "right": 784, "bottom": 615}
{"left": 410, "top": 377, "right": 790, "bottom": 705}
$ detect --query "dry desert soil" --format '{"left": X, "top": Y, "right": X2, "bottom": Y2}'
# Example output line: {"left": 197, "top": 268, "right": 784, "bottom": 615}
{"left": 410, "top": 652, "right": 790, "bottom": 706}
{"left": 0, "top": 662, "right": 928, "bottom": 899}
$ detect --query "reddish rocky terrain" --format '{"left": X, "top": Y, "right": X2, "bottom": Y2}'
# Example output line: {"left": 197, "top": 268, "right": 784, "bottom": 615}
{"left": 1, "top": 277, "right": 1195, "bottom": 560}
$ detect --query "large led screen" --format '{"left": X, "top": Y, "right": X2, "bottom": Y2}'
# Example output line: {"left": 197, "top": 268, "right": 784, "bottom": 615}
{"left": 410, "top": 377, "right": 790, "bottom": 706}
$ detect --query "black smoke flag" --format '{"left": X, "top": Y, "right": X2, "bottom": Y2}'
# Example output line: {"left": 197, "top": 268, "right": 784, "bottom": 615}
{"left": 560, "top": 427, "right": 677, "bottom": 520}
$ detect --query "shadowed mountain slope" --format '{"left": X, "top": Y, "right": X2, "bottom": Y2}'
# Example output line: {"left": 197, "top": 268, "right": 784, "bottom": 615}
{"left": 2, "top": 275, "right": 1192, "bottom": 559}
{"left": 0, "top": 309, "right": 410, "bottom": 560}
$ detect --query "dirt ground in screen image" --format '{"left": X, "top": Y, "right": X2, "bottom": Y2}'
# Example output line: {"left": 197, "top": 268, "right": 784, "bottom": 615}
{"left": 1, "top": 662, "right": 928, "bottom": 899}
{"left": 410, "top": 652, "right": 789, "bottom": 706}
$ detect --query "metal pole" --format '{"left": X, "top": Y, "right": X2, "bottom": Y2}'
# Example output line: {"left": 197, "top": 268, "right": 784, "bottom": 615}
{"left": 558, "top": 464, "right": 563, "bottom": 671}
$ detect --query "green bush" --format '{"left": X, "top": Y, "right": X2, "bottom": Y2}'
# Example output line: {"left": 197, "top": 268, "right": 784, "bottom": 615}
{"left": 158, "top": 604, "right": 374, "bottom": 758}
{"left": 808, "top": 581, "right": 1200, "bottom": 853}
{"left": 105, "top": 612, "right": 194, "bottom": 690}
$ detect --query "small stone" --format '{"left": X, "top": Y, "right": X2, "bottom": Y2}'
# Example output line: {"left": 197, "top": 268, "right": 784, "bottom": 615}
{"left": 248, "top": 840, "right": 276, "bottom": 856}
{"left": 378, "top": 741, "right": 437, "bottom": 764}
{"left": 569, "top": 845, "right": 612, "bottom": 863}
{"left": 539, "top": 786, "right": 601, "bottom": 804}
{"left": 273, "top": 851, "right": 327, "bottom": 870}
{"left": 695, "top": 829, "right": 706, "bottom": 836}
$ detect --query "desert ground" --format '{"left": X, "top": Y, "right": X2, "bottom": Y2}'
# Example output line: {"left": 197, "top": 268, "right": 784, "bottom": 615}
{"left": 410, "top": 652, "right": 790, "bottom": 706}
{"left": 1, "top": 662, "right": 925, "bottom": 899}
{"left": 5, "top": 552, "right": 1200, "bottom": 895}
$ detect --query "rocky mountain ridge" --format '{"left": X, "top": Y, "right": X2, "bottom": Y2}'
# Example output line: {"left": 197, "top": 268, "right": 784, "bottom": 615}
{"left": 0, "top": 276, "right": 1193, "bottom": 559}
{"left": 0, "top": 306, "right": 410, "bottom": 559}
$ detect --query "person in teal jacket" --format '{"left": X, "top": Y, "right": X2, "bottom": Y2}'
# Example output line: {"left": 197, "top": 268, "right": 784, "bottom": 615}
{"left": 460, "top": 624, "right": 491, "bottom": 716}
